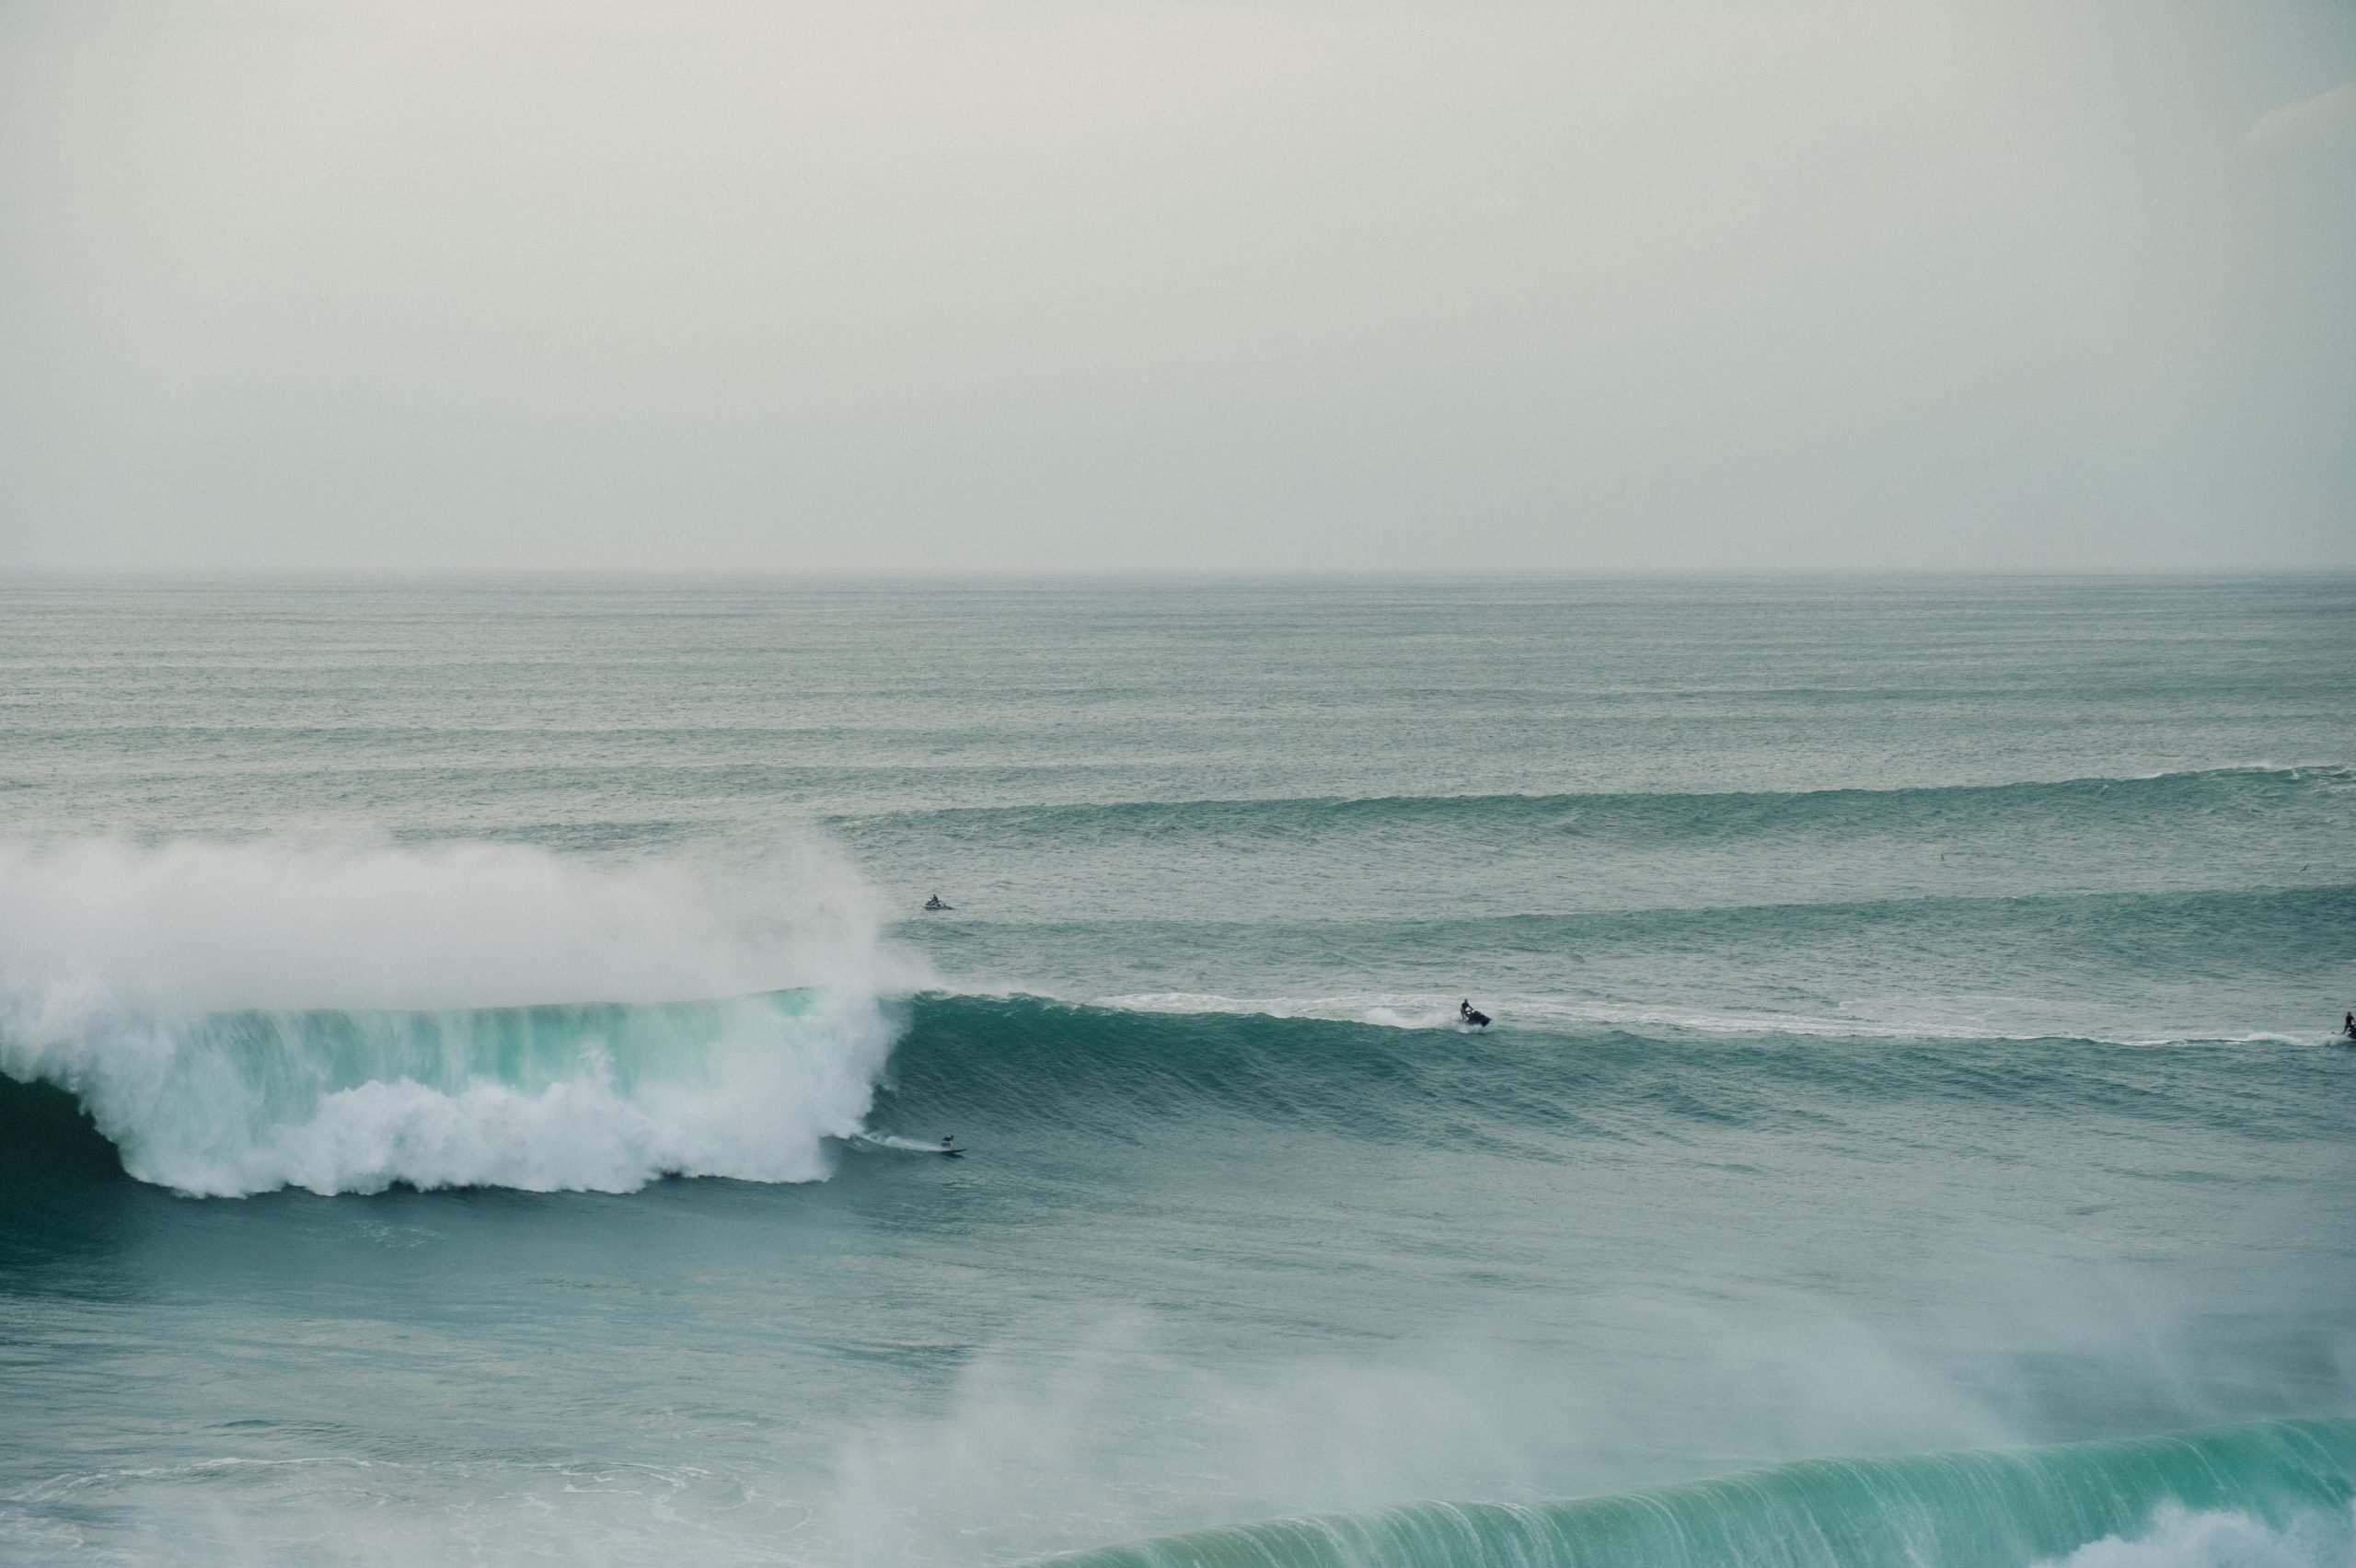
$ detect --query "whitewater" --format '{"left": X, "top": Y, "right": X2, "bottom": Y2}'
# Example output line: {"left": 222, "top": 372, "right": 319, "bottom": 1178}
{"left": 1, "top": 575, "right": 2350, "bottom": 1568}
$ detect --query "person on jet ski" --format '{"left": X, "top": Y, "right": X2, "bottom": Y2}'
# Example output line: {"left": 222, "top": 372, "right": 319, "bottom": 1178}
{"left": 924, "top": 894, "right": 948, "bottom": 911}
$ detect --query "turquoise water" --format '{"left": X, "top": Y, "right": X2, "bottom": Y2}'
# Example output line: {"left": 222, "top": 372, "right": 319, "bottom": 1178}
{"left": 0, "top": 577, "right": 2351, "bottom": 1566}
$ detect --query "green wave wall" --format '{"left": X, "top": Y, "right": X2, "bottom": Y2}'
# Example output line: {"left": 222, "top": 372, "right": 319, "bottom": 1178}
{"left": 1036, "top": 1420, "right": 2356, "bottom": 1568}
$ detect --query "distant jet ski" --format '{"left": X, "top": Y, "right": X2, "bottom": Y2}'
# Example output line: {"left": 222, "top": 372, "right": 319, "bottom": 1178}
{"left": 1459, "top": 999, "right": 1491, "bottom": 1029}
{"left": 940, "top": 1135, "right": 964, "bottom": 1158}
{"left": 922, "top": 894, "right": 953, "bottom": 912}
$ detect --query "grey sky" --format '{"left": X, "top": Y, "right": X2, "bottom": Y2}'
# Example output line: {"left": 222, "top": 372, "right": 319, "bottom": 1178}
{"left": 2, "top": 0, "right": 2350, "bottom": 573}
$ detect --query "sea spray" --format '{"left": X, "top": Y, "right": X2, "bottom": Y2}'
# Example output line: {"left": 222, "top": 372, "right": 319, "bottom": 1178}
{"left": 0, "top": 832, "right": 915, "bottom": 1014}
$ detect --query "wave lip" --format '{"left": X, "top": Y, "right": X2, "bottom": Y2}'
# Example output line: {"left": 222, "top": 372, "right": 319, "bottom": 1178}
{"left": 1031, "top": 1420, "right": 2356, "bottom": 1568}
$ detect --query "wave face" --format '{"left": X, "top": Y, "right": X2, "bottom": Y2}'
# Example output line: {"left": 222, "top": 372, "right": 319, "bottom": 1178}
{"left": 868, "top": 993, "right": 2350, "bottom": 1148}
{"left": 1039, "top": 1421, "right": 2356, "bottom": 1568}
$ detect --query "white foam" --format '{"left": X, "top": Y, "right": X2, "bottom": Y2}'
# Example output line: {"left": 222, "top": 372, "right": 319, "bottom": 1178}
{"left": 1089, "top": 990, "right": 2292, "bottom": 1047}
{"left": 1097, "top": 990, "right": 1480, "bottom": 1031}
{"left": 2036, "top": 1502, "right": 2356, "bottom": 1568}
{"left": 151, "top": 993, "right": 899, "bottom": 1197}
{"left": 851, "top": 1132, "right": 960, "bottom": 1155}
{"left": 0, "top": 833, "right": 930, "bottom": 1196}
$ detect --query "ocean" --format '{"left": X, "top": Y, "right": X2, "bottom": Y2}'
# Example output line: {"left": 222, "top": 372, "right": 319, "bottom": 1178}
{"left": 0, "top": 574, "right": 2350, "bottom": 1567}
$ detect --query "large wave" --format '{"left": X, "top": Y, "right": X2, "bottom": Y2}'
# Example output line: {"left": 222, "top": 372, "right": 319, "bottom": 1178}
{"left": 1027, "top": 1419, "right": 2356, "bottom": 1568}
{"left": 0, "top": 834, "right": 925, "bottom": 1196}
{"left": 4, "top": 829, "right": 2339, "bottom": 1197}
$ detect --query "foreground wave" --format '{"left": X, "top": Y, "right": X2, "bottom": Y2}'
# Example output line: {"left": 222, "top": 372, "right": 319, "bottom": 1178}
{"left": 1034, "top": 1420, "right": 2356, "bottom": 1568}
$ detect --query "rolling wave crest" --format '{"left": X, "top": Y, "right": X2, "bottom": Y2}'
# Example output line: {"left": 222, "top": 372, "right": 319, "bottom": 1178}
{"left": 1031, "top": 1420, "right": 2356, "bottom": 1568}
{"left": 0, "top": 834, "right": 921, "bottom": 1196}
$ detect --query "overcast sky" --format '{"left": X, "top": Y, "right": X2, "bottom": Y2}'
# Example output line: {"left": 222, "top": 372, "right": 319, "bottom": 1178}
{"left": 2, "top": 0, "right": 2350, "bottom": 574}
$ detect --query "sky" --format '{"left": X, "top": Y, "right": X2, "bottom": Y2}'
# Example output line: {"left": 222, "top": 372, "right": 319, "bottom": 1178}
{"left": 1, "top": 0, "right": 2350, "bottom": 575}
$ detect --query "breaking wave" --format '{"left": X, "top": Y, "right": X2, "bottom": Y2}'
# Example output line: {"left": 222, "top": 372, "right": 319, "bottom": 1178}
{"left": 2, "top": 991, "right": 899, "bottom": 1196}
{"left": 1029, "top": 1420, "right": 2356, "bottom": 1568}
{"left": 0, "top": 834, "right": 922, "bottom": 1196}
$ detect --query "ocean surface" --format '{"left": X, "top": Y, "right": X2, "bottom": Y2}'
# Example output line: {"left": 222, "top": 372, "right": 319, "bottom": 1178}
{"left": 0, "top": 575, "right": 2351, "bottom": 1568}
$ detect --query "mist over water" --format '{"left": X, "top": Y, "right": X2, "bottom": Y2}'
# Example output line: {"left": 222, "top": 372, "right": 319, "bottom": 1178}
{"left": 0, "top": 577, "right": 2351, "bottom": 1566}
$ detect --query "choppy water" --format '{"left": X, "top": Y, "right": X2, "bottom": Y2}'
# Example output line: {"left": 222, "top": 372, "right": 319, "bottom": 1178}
{"left": 1, "top": 576, "right": 2351, "bottom": 1567}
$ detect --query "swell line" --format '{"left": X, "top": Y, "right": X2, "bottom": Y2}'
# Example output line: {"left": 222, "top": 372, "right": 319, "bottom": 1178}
{"left": 835, "top": 765, "right": 2356, "bottom": 839}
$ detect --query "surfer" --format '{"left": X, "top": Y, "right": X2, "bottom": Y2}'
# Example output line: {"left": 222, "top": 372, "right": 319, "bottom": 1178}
{"left": 923, "top": 894, "right": 950, "bottom": 912}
